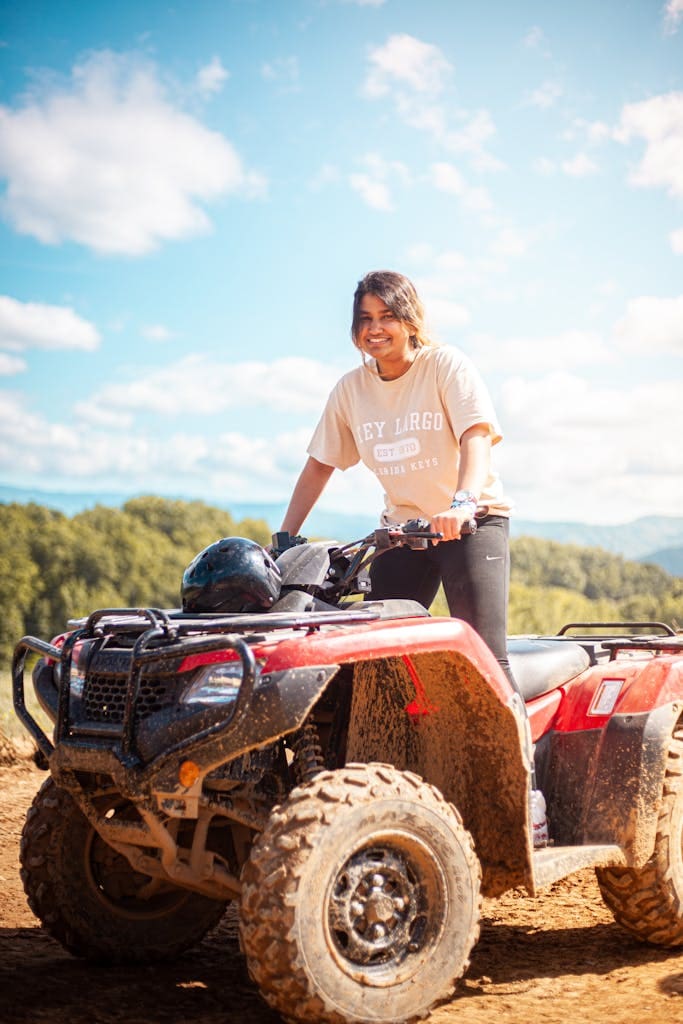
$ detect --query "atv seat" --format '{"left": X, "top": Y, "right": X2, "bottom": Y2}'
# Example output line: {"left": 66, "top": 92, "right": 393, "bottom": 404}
{"left": 507, "top": 639, "right": 590, "bottom": 702}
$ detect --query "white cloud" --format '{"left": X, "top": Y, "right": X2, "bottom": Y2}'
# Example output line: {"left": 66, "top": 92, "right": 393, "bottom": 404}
{"left": 348, "top": 153, "right": 411, "bottom": 211}
{"left": 474, "top": 329, "right": 612, "bottom": 374}
{"left": 362, "top": 35, "right": 503, "bottom": 172}
{"left": 407, "top": 240, "right": 533, "bottom": 312}
{"left": 527, "top": 80, "right": 563, "bottom": 110}
{"left": 450, "top": 113, "right": 505, "bottom": 172}
{"left": 410, "top": 262, "right": 472, "bottom": 336}
{"left": 671, "top": 227, "right": 683, "bottom": 252}
{"left": 535, "top": 153, "right": 599, "bottom": 177}
{"left": 616, "top": 92, "right": 683, "bottom": 199}
{"left": 561, "top": 152, "right": 599, "bottom": 177}
{"left": 74, "top": 354, "right": 340, "bottom": 427}
{"left": 0, "top": 295, "right": 100, "bottom": 352}
{"left": 429, "top": 162, "right": 494, "bottom": 213}
{"left": 0, "top": 353, "right": 26, "bottom": 374}
{"left": 499, "top": 373, "right": 683, "bottom": 520}
{"left": 613, "top": 295, "right": 683, "bottom": 354}
{"left": 398, "top": 99, "right": 504, "bottom": 172}
{"left": 261, "top": 56, "right": 300, "bottom": 90}
{"left": 0, "top": 50, "right": 266, "bottom": 255}
{"left": 430, "top": 161, "right": 466, "bottom": 193}
{"left": 141, "top": 324, "right": 173, "bottom": 342}
{"left": 349, "top": 173, "right": 393, "bottom": 211}
{"left": 363, "top": 34, "right": 452, "bottom": 98}
{"left": 533, "top": 156, "right": 557, "bottom": 175}
{"left": 523, "top": 26, "right": 546, "bottom": 49}
{"left": 490, "top": 226, "right": 531, "bottom": 257}
{"left": 664, "top": 0, "right": 683, "bottom": 34}
{"left": 0, "top": 389, "right": 255, "bottom": 490}
{"left": 0, "top": 387, "right": 333, "bottom": 500}
{"left": 422, "top": 295, "right": 471, "bottom": 333}
{"left": 196, "top": 57, "right": 230, "bottom": 96}
{"left": 564, "top": 118, "right": 610, "bottom": 145}
{"left": 308, "top": 163, "right": 341, "bottom": 190}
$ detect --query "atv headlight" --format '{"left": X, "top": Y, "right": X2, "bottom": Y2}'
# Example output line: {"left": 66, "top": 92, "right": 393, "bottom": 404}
{"left": 181, "top": 661, "right": 262, "bottom": 706}
{"left": 69, "top": 664, "right": 86, "bottom": 698}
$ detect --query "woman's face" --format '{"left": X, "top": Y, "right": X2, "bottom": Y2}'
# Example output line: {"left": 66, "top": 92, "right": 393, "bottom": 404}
{"left": 355, "top": 293, "right": 414, "bottom": 376}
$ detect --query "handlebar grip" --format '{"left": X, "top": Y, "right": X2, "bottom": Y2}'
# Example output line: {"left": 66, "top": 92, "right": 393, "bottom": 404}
{"left": 405, "top": 516, "right": 477, "bottom": 536}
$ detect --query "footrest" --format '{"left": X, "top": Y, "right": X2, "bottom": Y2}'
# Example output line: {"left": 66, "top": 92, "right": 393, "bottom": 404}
{"left": 532, "top": 843, "right": 626, "bottom": 891}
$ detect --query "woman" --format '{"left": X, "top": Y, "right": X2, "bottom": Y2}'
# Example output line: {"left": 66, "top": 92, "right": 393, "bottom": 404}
{"left": 280, "top": 269, "right": 514, "bottom": 683}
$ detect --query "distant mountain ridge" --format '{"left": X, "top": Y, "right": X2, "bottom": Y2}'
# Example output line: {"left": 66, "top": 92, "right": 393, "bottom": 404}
{"left": 2, "top": 482, "right": 682, "bottom": 575}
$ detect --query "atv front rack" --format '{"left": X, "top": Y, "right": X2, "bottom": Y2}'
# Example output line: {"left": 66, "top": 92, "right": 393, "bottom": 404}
{"left": 12, "top": 605, "right": 381, "bottom": 763}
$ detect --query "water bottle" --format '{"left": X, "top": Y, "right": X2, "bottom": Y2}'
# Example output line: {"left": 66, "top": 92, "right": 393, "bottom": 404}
{"left": 531, "top": 790, "right": 549, "bottom": 848}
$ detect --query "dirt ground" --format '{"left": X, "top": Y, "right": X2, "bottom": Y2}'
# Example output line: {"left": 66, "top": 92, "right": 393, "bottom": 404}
{"left": 1, "top": 756, "right": 683, "bottom": 1024}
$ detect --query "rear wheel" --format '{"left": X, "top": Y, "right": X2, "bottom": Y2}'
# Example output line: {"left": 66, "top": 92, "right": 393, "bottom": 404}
{"left": 21, "top": 778, "right": 227, "bottom": 962}
{"left": 596, "top": 725, "right": 683, "bottom": 945}
{"left": 240, "top": 762, "right": 481, "bottom": 1024}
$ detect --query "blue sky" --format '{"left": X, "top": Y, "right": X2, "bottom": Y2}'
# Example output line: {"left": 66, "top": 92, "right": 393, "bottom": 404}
{"left": 1, "top": 0, "right": 682, "bottom": 525}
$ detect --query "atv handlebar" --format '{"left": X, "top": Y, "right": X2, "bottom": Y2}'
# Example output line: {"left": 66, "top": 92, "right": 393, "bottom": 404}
{"left": 385, "top": 514, "right": 481, "bottom": 547}
{"left": 272, "top": 508, "right": 487, "bottom": 559}
{"left": 272, "top": 510, "right": 488, "bottom": 602}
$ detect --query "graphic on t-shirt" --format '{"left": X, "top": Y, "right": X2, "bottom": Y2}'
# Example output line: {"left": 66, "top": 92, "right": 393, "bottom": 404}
{"left": 374, "top": 437, "right": 420, "bottom": 462}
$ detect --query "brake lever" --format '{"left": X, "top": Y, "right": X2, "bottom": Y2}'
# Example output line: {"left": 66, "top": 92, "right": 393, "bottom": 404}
{"left": 398, "top": 519, "right": 442, "bottom": 549}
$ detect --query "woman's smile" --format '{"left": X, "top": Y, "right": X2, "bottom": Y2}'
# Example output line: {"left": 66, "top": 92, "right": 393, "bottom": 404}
{"left": 356, "top": 293, "right": 415, "bottom": 379}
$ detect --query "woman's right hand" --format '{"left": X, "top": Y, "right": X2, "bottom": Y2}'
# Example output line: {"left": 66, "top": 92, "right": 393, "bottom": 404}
{"left": 429, "top": 505, "right": 480, "bottom": 541}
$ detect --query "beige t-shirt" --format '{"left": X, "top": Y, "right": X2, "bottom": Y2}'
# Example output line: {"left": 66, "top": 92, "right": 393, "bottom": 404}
{"left": 308, "top": 345, "right": 512, "bottom": 524}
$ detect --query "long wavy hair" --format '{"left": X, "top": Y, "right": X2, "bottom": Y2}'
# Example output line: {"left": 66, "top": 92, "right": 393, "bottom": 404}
{"left": 351, "top": 270, "right": 433, "bottom": 350}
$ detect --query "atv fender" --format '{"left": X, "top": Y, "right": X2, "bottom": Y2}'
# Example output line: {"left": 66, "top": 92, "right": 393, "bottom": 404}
{"left": 547, "top": 701, "right": 683, "bottom": 866}
{"left": 581, "top": 700, "right": 679, "bottom": 860}
{"left": 345, "top": 649, "right": 531, "bottom": 897}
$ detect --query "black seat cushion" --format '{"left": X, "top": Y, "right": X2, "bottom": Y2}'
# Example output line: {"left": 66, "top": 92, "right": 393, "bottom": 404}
{"left": 508, "top": 638, "right": 590, "bottom": 702}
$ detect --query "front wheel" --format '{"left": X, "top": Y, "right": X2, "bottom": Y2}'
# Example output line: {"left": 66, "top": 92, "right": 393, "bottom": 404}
{"left": 239, "top": 762, "right": 481, "bottom": 1024}
{"left": 21, "top": 778, "right": 227, "bottom": 962}
{"left": 596, "top": 725, "right": 683, "bottom": 945}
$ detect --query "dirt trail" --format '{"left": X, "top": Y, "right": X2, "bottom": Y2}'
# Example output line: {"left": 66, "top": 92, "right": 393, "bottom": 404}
{"left": 1, "top": 759, "right": 682, "bottom": 1024}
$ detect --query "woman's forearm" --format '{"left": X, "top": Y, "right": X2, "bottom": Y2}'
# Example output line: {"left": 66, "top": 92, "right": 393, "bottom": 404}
{"left": 456, "top": 424, "right": 492, "bottom": 501}
{"left": 280, "top": 456, "right": 335, "bottom": 535}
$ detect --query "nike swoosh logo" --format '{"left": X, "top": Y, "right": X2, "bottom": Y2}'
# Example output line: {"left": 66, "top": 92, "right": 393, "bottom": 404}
{"left": 485, "top": 555, "right": 503, "bottom": 560}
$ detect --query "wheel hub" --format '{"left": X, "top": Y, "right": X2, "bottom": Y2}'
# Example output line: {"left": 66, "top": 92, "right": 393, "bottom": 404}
{"left": 329, "top": 846, "right": 423, "bottom": 966}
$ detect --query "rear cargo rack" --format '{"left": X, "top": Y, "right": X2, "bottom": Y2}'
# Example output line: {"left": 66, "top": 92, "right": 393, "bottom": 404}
{"left": 13, "top": 605, "right": 381, "bottom": 762}
{"left": 556, "top": 621, "right": 682, "bottom": 660}
{"left": 557, "top": 621, "right": 676, "bottom": 637}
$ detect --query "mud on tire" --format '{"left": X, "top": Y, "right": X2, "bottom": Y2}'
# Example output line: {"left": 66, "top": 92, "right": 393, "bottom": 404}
{"left": 596, "top": 725, "right": 683, "bottom": 946}
{"left": 21, "top": 778, "right": 227, "bottom": 962}
{"left": 239, "top": 762, "right": 481, "bottom": 1024}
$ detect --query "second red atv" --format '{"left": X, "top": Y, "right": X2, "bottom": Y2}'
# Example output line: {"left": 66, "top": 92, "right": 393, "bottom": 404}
{"left": 12, "top": 522, "right": 683, "bottom": 1024}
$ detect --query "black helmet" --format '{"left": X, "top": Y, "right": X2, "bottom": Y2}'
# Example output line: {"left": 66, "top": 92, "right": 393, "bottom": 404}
{"left": 181, "top": 537, "right": 281, "bottom": 613}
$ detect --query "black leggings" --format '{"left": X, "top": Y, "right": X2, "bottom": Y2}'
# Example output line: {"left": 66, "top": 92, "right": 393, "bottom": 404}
{"left": 368, "top": 515, "right": 516, "bottom": 688}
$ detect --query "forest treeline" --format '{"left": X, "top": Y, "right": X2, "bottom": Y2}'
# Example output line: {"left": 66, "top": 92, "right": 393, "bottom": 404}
{"left": 1, "top": 496, "right": 682, "bottom": 661}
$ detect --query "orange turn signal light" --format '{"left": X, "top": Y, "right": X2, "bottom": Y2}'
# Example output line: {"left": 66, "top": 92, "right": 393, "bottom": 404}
{"left": 178, "top": 760, "right": 200, "bottom": 788}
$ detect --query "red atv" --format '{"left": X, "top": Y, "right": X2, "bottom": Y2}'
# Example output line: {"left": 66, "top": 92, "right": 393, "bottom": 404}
{"left": 11, "top": 522, "right": 683, "bottom": 1024}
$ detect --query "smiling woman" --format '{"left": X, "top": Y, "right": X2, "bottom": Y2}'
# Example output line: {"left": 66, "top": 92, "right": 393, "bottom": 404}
{"left": 279, "top": 269, "right": 518, "bottom": 690}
